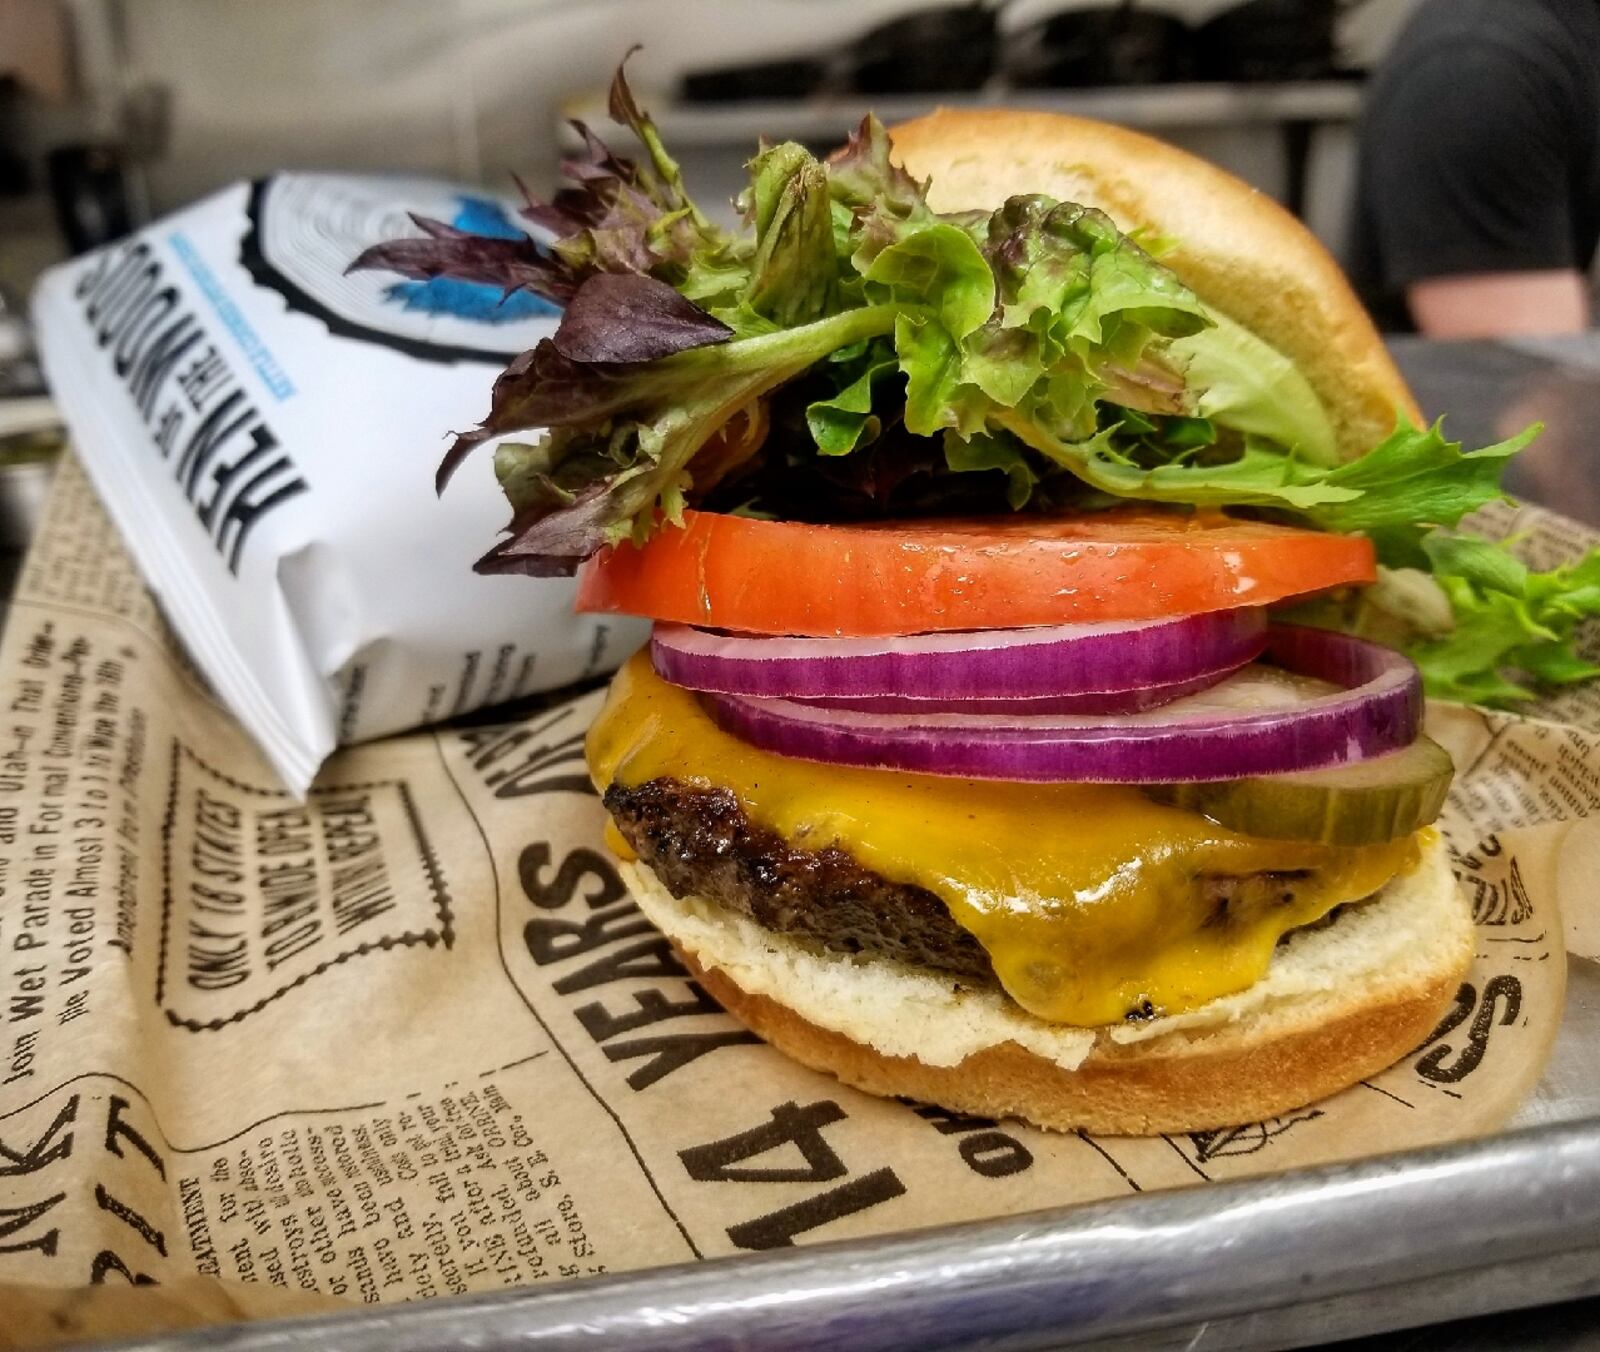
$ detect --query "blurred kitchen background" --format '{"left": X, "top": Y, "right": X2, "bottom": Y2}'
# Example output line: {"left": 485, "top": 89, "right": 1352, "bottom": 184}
{"left": 5, "top": 0, "right": 1600, "bottom": 528}
{"left": 0, "top": 0, "right": 1422, "bottom": 302}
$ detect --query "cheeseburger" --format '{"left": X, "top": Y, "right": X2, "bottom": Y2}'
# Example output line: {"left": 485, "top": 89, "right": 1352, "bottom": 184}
{"left": 355, "top": 64, "right": 1591, "bottom": 1133}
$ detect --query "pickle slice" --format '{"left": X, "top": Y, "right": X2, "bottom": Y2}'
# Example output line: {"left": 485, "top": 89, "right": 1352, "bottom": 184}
{"left": 1142, "top": 736, "right": 1454, "bottom": 845}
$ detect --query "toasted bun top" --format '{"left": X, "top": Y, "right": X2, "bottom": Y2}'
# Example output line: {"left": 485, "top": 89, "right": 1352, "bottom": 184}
{"left": 889, "top": 108, "right": 1421, "bottom": 463}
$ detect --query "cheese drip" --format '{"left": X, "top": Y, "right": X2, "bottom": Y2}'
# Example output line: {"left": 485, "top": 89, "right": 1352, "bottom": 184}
{"left": 588, "top": 654, "right": 1418, "bottom": 1027}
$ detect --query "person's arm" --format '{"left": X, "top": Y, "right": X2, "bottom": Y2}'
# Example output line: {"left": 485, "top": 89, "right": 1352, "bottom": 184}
{"left": 1408, "top": 270, "right": 1590, "bottom": 340}
{"left": 1359, "top": 25, "right": 1585, "bottom": 338}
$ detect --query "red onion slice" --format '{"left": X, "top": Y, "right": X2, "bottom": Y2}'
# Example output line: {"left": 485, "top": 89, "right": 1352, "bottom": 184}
{"left": 651, "top": 608, "right": 1268, "bottom": 702}
{"left": 702, "top": 626, "right": 1423, "bottom": 783}
{"left": 790, "top": 668, "right": 1234, "bottom": 715}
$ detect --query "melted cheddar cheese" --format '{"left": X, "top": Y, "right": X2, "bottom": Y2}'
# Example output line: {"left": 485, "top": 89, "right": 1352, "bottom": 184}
{"left": 588, "top": 653, "right": 1418, "bottom": 1027}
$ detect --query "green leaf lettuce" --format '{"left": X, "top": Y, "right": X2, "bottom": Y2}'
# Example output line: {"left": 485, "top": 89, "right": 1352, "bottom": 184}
{"left": 349, "top": 59, "right": 1590, "bottom": 709}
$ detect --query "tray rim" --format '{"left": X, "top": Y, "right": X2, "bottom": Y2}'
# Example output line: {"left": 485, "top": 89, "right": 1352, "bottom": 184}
{"left": 91, "top": 1112, "right": 1600, "bottom": 1352}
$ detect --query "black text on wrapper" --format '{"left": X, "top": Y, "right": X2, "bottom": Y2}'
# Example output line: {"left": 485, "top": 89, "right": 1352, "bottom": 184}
{"left": 71, "top": 238, "right": 307, "bottom": 574}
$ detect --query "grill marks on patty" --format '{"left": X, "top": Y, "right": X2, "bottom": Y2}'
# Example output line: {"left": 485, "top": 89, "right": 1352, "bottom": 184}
{"left": 604, "top": 776, "right": 1329, "bottom": 994}
{"left": 605, "top": 777, "right": 995, "bottom": 983}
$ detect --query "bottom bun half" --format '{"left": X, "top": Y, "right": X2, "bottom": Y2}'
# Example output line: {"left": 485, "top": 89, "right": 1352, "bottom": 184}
{"left": 620, "top": 834, "right": 1472, "bottom": 1135}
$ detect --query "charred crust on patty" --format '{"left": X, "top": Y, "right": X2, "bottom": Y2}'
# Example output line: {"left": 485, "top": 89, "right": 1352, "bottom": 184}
{"left": 605, "top": 777, "right": 1379, "bottom": 988}
{"left": 604, "top": 777, "right": 996, "bottom": 983}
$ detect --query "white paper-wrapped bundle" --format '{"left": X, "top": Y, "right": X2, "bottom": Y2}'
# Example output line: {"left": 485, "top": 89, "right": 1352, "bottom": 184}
{"left": 32, "top": 173, "right": 646, "bottom": 792}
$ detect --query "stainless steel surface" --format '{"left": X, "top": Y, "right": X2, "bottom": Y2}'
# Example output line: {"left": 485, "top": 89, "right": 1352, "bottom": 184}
{"left": 1389, "top": 333, "right": 1600, "bottom": 531}
{"left": 0, "top": 459, "right": 57, "bottom": 551}
{"left": 0, "top": 288, "right": 48, "bottom": 397}
{"left": 0, "top": 396, "right": 63, "bottom": 551}
{"left": 96, "top": 1117, "right": 1600, "bottom": 1352}
{"left": 0, "top": 396, "right": 58, "bottom": 437}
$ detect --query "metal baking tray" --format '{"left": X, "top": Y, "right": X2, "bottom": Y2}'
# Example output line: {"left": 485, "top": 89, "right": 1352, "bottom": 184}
{"left": 96, "top": 958, "right": 1600, "bottom": 1352}
{"left": 94, "top": 337, "right": 1600, "bottom": 1351}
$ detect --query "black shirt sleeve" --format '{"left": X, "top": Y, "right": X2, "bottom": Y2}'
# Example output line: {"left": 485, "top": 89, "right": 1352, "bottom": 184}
{"left": 1358, "top": 34, "right": 1581, "bottom": 288}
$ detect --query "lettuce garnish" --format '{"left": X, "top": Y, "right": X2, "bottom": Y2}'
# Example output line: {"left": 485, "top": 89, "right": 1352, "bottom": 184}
{"left": 349, "top": 59, "right": 1597, "bottom": 706}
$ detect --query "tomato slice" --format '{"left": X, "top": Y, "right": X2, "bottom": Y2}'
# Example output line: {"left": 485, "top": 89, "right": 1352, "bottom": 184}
{"left": 576, "top": 509, "right": 1375, "bottom": 636}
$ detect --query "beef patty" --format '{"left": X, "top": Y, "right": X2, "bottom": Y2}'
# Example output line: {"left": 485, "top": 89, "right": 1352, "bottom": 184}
{"left": 604, "top": 777, "right": 1323, "bottom": 995}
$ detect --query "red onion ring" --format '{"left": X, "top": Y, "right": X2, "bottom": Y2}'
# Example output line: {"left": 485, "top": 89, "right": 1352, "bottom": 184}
{"left": 790, "top": 668, "right": 1233, "bottom": 715}
{"left": 701, "top": 625, "right": 1422, "bottom": 783}
{"left": 651, "top": 608, "right": 1268, "bottom": 702}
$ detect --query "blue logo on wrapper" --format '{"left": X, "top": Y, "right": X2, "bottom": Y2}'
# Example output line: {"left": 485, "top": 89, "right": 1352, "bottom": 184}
{"left": 241, "top": 173, "right": 561, "bottom": 366}
{"left": 383, "top": 196, "right": 560, "bottom": 325}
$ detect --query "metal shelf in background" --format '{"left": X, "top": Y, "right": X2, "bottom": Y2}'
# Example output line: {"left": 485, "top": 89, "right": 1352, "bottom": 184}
{"left": 559, "top": 80, "right": 1365, "bottom": 147}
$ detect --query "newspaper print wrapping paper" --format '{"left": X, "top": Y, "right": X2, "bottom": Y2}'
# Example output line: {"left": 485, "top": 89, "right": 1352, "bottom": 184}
{"left": 0, "top": 462, "right": 1588, "bottom": 1346}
